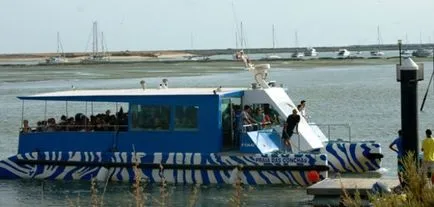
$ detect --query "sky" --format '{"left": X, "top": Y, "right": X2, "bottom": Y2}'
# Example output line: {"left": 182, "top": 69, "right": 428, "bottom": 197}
{"left": 0, "top": 0, "right": 434, "bottom": 53}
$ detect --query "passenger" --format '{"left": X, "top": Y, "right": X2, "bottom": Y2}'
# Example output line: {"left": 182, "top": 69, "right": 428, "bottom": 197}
{"left": 21, "top": 120, "right": 31, "bottom": 133}
{"left": 389, "top": 129, "right": 404, "bottom": 185}
{"left": 299, "top": 100, "right": 308, "bottom": 120}
{"left": 46, "top": 118, "right": 57, "bottom": 132}
{"left": 422, "top": 129, "right": 434, "bottom": 178}
{"left": 253, "top": 108, "right": 271, "bottom": 128}
{"left": 36, "top": 121, "right": 43, "bottom": 132}
{"left": 59, "top": 115, "right": 68, "bottom": 131}
{"left": 242, "top": 105, "right": 256, "bottom": 131}
{"left": 282, "top": 109, "right": 300, "bottom": 153}
{"left": 264, "top": 104, "right": 279, "bottom": 124}
{"left": 253, "top": 108, "right": 264, "bottom": 124}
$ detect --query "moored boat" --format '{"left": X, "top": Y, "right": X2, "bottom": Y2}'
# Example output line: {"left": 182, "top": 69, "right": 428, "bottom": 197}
{"left": 0, "top": 56, "right": 382, "bottom": 185}
{"left": 337, "top": 49, "right": 351, "bottom": 58}
{"left": 304, "top": 47, "right": 318, "bottom": 57}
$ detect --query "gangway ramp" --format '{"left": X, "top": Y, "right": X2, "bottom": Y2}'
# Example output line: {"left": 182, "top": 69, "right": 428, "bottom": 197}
{"left": 243, "top": 88, "right": 324, "bottom": 152}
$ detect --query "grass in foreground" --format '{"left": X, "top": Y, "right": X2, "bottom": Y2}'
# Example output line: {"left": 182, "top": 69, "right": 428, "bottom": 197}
{"left": 342, "top": 152, "right": 434, "bottom": 207}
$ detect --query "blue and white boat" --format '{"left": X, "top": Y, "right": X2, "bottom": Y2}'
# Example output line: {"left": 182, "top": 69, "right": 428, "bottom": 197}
{"left": 0, "top": 59, "right": 382, "bottom": 186}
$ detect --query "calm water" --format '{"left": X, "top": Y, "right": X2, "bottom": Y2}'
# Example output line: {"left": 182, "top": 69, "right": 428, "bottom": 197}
{"left": 0, "top": 61, "right": 434, "bottom": 206}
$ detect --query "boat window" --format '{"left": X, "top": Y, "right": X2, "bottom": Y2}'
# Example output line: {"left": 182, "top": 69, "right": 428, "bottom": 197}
{"left": 174, "top": 106, "right": 198, "bottom": 130}
{"left": 19, "top": 101, "right": 129, "bottom": 133}
{"left": 131, "top": 105, "right": 170, "bottom": 131}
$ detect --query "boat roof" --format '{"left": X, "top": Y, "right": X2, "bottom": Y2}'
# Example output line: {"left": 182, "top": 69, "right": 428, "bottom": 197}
{"left": 18, "top": 88, "right": 245, "bottom": 101}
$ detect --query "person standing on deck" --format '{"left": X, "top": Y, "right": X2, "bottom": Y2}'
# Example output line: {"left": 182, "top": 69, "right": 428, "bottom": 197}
{"left": 422, "top": 129, "right": 434, "bottom": 178}
{"left": 389, "top": 129, "right": 404, "bottom": 185}
{"left": 282, "top": 109, "right": 300, "bottom": 153}
{"left": 299, "top": 100, "right": 308, "bottom": 120}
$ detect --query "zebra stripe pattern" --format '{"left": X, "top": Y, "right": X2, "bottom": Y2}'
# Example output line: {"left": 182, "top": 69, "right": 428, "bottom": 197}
{"left": 0, "top": 152, "right": 328, "bottom": 186}
{"left": 324, "top": 142, "right": 382, "bottom": 172}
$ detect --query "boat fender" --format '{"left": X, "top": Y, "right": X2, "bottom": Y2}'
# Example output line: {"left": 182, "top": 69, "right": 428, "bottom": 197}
{"left": 366, "top": 153, "right": 384, "bottom": 160}
{"left": 371, "top": 181, "right": 392, "bottom": 195}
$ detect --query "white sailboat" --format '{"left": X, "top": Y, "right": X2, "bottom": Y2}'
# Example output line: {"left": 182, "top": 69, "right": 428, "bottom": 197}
{"left": 81, "top": 21, "right": 110, "bottom": 63}
{"left": 412, "top": 32, "right": 433, "bottom": 57}
{"left": 233, "top": 21, "right": 246, "bottom": 60}
{"left": 401, "top": 33, "right": 412, "bottom": 56}
{"left": 45, "top": 32, "right": 68, "bottom": 64}
{"left": 370, "top": 26, "right": 385, "bottom": 57}
{"left": 291, "top": 31, "right": 304, "bottom": 58}
{"left": 263, "top": 24, "right": 281, "bottom": 60}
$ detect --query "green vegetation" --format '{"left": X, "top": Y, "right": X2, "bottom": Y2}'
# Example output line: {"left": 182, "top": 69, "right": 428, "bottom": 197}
{"left": 342, "top": 152, "right": 434, "bottom": 207}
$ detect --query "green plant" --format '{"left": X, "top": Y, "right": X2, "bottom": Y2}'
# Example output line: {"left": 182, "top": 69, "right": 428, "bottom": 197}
{"left": 342, "top": 152, "right": 434, "bottom": 206}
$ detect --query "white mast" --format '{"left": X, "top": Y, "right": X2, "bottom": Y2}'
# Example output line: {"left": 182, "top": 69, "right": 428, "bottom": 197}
{"left": 101, "top": 32, "right": 105, "bottom": 56}
{"left": 240, "top": 21, "right": 244, "bottom": 49}
{"left": 272, "top": 24, "right": 276, "bottom": 50}
{"left": 92, "top": 21, "right": 98, "bottom": 57}
{"left": 376, "top": 25, "right": 382, "bottom": 50}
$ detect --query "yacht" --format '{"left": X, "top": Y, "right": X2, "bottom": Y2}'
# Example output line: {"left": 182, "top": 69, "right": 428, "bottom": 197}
{"left": 81, "top": 21, "right": 110, "bottom": 64}
{"left": 370, "top": 26, "right": 384, "bottom": 57}
{"left": 45, "top": 32, "right": 68, "bottom": 64}
{"left": 337, "top": 49, "right": 351, "bottom": 58}
{"left": 412, "top": 48, "right": 433, "bottom": 57}
{"left": 262, "top": 24, "right": 282, "bottom": 60}
{"left": 304, "top": 47, "right": 318, "bottom": 57}
{"left": 370, "top": 50, "right": 385, "bottom": 57}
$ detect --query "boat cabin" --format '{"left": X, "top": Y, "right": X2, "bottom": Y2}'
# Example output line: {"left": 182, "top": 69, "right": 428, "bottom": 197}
{"left": 17, "top": 83, "right": 324, "bottom": 155}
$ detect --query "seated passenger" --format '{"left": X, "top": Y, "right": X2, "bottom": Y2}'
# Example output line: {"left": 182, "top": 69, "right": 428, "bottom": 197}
{"left": 242, "top": 105, "right": 256, "bottom": 131}
{"left": 46, "top": 118, "right": 57, "bottom": 132}
{"left": 21, "top": 120, "right": 31, "bottom": 133}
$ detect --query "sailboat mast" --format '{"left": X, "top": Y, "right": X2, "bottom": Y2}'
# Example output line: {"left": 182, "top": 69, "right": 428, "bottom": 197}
{"left": 56, "top": 32, "right": 60, "bottom": 54}
{"left": 377, "top": 25, "right": 381, "bottom": 50}
{"left": 93, "top": 21, "right": 98, "bottom": 56}
{"left": 240, "top": 22, "right": 244, "bottom": 49}
{"left": 101, "top": 32, "right": 105, "bottom": 55}
{"left": 272, "top": 24, "right": 276, "bottom": 50}
{"left": 295, "top": 31, "right": 299, "bottom": 48}
{"left": 235, "top": 31, "right": 239, "bottom": 49}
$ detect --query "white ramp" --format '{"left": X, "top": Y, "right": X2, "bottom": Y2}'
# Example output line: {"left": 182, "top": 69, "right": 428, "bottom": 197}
{"left": 243, "top": 88, "right": 324, "bottom": 152}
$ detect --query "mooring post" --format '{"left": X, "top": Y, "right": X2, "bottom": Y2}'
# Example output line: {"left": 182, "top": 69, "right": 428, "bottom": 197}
{"left": 396, "top": 57, "right": 424, "bottom": 166}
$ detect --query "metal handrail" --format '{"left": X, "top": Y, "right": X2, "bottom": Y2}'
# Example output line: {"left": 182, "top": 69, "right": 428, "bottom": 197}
{"left": 309, "top": 123, "right": 352, "bottom": 142}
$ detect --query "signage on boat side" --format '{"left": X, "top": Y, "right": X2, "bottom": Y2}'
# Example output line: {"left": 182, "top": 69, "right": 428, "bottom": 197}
{"left": 254, "top": 156, "right": 309, "bottom": 165}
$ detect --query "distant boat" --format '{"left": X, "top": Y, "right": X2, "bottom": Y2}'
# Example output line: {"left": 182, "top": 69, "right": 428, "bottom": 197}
{"left": 370, "top": 26, "right": 384, "bottom": 57}
{"left": 412, "top": 48, "right": 433, "bottom": 57}
{"left": 81, "top": 21, "right": 110, "bottom": 63}
{"left": 401, "top": 50, "right": 412, "bottom": 56}
{"left": 262, "top": 24, "right": 282, "bottom": 60}
{"left": 291, "top": 31, "right": 304, "bottom": 58}
{"left": 304, "top": 47, "right": 318, "bottom": 57}
{"left": 356, "top": 51, "right": 363, "bottom": 55}
{"left": 291, "top": 51, "right": 304, "bottom": 58}
{"left": 45, "top": 32, "right": 68, "bottom": 64}
{"left": 233, "top": 21, "right": 247, "bottom": 60}
{"left": 337, "top": 49, "right": 350, "bottom": 58}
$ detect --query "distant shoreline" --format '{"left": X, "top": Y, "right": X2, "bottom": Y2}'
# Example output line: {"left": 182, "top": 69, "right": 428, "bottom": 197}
{"left": 1, "top": 43, "right": 433, "bottom": 59}
{"left": 1, "top": 56, "right": 432, "bottom": 69}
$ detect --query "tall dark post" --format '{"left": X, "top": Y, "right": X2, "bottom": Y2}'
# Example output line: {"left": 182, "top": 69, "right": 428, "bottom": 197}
{"left": 398, "top": 39, "right": 402, "bottom": 65}
{"left": 397, "top": 57, "right": 423, "bottom": 166}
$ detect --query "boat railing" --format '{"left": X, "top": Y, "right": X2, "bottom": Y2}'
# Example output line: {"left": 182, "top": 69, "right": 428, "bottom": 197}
{"left": 309, "top": 123, "right": 352, "bottom": 142}
{"left": 241, "top": 122, "right": 273, "bottom": 133}
{"left": 20, "top": 124, "right": 129, "bottom": 133}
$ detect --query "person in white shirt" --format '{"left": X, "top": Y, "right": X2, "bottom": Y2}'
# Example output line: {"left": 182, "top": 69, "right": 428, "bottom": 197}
{"left": 299, "top": 100, "right": 307, "bottom": 120}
